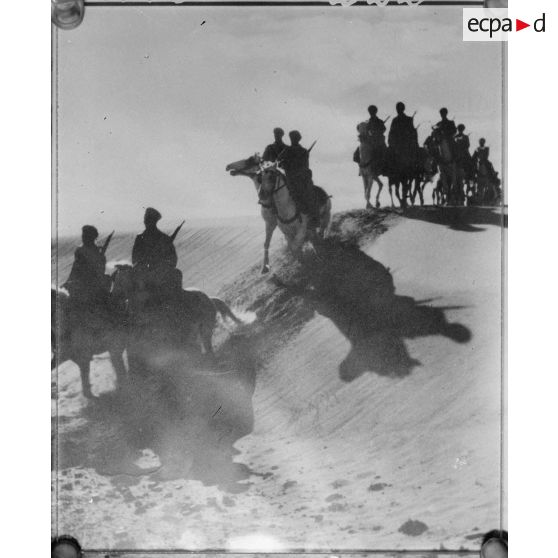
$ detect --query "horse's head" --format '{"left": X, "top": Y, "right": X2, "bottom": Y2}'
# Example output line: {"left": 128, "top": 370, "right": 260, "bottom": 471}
{"left": 226, "top": 153, "right": 262, "bottom": 177}
{"left": 110, "top": 263, "right": 134, "bottom": 300}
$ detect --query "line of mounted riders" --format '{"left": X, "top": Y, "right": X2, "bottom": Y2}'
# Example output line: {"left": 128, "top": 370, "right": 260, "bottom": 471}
{"left": 354, "top": 102, "right": 502, "bottom": 209}
{"left": 52, "top": 208, "right": 243, "bottom": 399}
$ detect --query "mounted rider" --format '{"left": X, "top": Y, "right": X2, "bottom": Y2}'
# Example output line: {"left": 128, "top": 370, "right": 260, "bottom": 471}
{"left": 472, "top": 138, "right": 492, "bottom": 169}
{"left": 132, "top": 208, "right": 182, "bottom": 304}
{"left": 471, "top": 138, "right": 500, "bottom": 202}
{"left": 453, "top": 124, "right": 474, "bottom": 197}
{"left": 432, "top": 108, "right": 457, "bottom": 149}
{"left": 388, "top": 102, "right": 418, "bottom": 156}
{"left": 64, "top": 225, "right": 111, "bottom": 307}
{"left": 365, "top": 104, "right": 387, "bottom": 170}
{"left": 454, "top": 124, "right": 473, "bottom": 170}
{"left": 278, "top": 130, "right": 319, "bottom": 227}
{"left": 262, "top": 127, "right": 287, "bottom": 162}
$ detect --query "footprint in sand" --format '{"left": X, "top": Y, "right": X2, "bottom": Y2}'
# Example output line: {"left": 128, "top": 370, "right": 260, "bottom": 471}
{"left": 368, "top": 482, "right": 391, "bottom": 492}
{"left": 398, "top": 519, "right": 429, "bottom": 536}
{"left": 325, "top": 493, "right": 344, "bottom": 502}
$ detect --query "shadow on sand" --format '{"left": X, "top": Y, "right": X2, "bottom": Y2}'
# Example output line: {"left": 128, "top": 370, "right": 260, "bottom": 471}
{"left": 56, "top": 333, "right": 257, "bottom": 494}
{"left": 273, "top": 235, "right": 472, "bottom": 381}
{"left": 403, "top": 205, "right": 507, "bottom": 233}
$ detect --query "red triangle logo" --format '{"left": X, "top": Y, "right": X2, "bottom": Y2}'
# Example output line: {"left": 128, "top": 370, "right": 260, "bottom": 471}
{"left": 516, "top": 19, "right": 531, "bottom": 31}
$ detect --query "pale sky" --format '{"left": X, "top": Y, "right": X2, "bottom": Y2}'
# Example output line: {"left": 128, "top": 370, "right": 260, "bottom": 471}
{"left": 55, "top": 5, "right": 504, "bottom": 235}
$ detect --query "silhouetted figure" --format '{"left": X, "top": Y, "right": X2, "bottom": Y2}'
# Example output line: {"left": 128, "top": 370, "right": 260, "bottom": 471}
{"left": 63, "top": 225, "right": 109, "bottom": 305}
{"left": 262, "top": 127, "right": 287, "bottom": 162}
{"left": 471, "top": 138, "right": 500, "bottom": 204}
{"left": 454, "top": 124, "right": 473, "bottom": 198}
{"left": 366, "top": 104, "right": 388, "bottom": 172}
{"left": 132, "top": 207, "right": 181, "bottom": 300}
{"left": 454, "top": 124, "right": 471, "bottom": 159}
{"left": 51, "top": 535, "right": 83, "bottom": 558}
{"left": 279, "top": 130, "right": 318, "bottom": 227}
{"left": 433, "top": 107, "right": 457, "bottom": 142}
{"left": 388, "top": 101, "right": 418, "bottom": 155}
{"left": 366, "top": 105, "right": 387, "bottom": 148}
{"left": 472, "top": 137, "right": 491, "bottom": 168}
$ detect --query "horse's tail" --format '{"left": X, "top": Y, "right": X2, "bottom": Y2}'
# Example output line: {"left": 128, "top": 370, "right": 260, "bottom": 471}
{"left": 211, "top": 298, "right": 243, "bottom": 324}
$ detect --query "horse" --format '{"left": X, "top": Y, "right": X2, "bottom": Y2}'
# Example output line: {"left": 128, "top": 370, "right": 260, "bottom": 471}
{"left": 410, "top": 146, "right": 438, "bottom": 207}
{"left": 51, "top": 287, "right": 128, "bottom": 399}
{"left": 473, "top": 159, "right": 501, "bottom": 205}
{"left": 356, "top": 122, "right": 387, "bottom": 209}
{"left": 385, "top": 146, "right": 418, "bottom": 209}
{"left": 226, "top": 154, "right": 332, "bottom": 273}
{"left": 258, "top": 161, "right": 332, "bottom": 255}
{"left": 110, "top": 264, "right": 242, "bottom": 357}
{"left": 427, "top": 129, "right": 459, "bottom": 206}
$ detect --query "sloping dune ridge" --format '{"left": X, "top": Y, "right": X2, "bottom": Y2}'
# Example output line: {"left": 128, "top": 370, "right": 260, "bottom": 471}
{"left": 52, "top": 207, "right": 504, "bottom": 552}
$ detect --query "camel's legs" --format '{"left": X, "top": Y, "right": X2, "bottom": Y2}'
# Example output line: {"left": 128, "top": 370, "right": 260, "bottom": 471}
{"left": 75, "top": 356, "right": 93, "bottom": 398}
{"left": 373, "top": 176, "right": 384, "bottom": 208}
{"left": 262, "top": 218, "right": 276, "bottom": 274}
{"left": 109, "top": 349, "right": 128, "bottom": 390}
{"left": 388, "top": 181, "right": 396, "bottom": 207}
{"left": 415, "top": 179, "right": 425, "bottom": 206}
{"left": 291, "top": 217, "right": 308, "bottom": 256}
{"left": 363, "top": 175, "right": 372, "bottom": 209}
{"left": 319, "top": 201, "right": 332, "bottom": 239}
{"left": 199, "top": 322, "right": 214, "bottom": 356}
{"left": 394, "top": 180, "right": 404, "bottom": 207}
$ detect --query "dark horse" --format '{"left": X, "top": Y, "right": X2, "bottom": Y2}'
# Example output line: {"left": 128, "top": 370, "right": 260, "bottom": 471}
{"left": 51, "top": 288, "right": 128, "bottom": 399}
{"left": 425, "top": 129, "right": 461, "bottom": 206}
{"left": 385, "top": 145, "right": 420, "bottom": 208}
{"left": 110, "top": 265, "right": 243, "bottom": 374}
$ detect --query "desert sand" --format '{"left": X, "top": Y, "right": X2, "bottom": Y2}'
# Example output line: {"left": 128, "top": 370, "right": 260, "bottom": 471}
{"left": 52, "top": 206, "right": 505, "bottom": 553}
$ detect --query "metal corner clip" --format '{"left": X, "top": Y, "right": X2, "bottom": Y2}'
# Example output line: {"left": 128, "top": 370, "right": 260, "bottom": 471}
{"left": 52, "top": 0, "right": 85, "bottom": 30}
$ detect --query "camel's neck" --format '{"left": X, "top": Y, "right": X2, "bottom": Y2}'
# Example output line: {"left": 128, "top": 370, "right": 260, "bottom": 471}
{"left": 270, "top": 177, "right": 298, "bottom": 222}
{"left": 249, "top": 175, "right": 260, "bottom": 193}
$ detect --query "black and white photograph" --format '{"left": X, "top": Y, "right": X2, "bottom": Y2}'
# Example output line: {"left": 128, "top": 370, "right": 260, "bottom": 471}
{"left": 51, "top": 2, "right": 506, "bottom": 554}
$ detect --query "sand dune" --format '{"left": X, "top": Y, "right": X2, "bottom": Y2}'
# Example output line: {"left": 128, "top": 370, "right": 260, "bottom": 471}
{"left": 52, "top": 207, "right": 504, "bottom": 552}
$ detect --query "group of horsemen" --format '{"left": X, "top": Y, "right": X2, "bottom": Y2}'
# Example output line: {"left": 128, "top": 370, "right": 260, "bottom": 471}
{"left": 63, "top": 207, "right": 182, "bottom": 319}
{"left": 353, "top": 102, "right": 500, "bottom": 205}
{"left": 64, "top": 104, "right": 499, "bottom": 316}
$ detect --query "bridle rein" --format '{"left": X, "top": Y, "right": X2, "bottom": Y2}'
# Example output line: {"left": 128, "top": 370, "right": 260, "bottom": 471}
{"left": 257, "top": 163, "right": 301, "bottom": 225}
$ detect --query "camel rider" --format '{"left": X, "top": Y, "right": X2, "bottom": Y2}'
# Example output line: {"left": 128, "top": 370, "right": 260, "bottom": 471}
{"left": 279, "top": 130, "right": 319, "bottom": 227}
{"left": 366, "top": 105, "right": 387, "bottom": 171}
{"left": 454, "top": 124, "right": 472, "bottom": 166}
{"left": 388, "top": 101, "right": 418, "bottom": 156}
{"left": 263, "top": 127, "right": 287, "bottom": 162}
{"left": 472, "top": 138, "right": 496, "bottom": 178}
{"left": 433, "top": 108, "right": 457, "bottom": 142}
{"left": 473, "top": 138, "right": 490, "bottom": 164}
{"left": 64, "top": 225, "right": 110, "bottom": 306}
{"left": 132, "top": 207, "right": 182, "bottom": 301}
{"left": 366, "top": 105, "right": 387, "bottom": 148}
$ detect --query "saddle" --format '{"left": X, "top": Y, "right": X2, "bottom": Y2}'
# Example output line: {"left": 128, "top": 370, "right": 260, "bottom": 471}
{"left": 130, "top": 266, "right": 184, "bottom": 316}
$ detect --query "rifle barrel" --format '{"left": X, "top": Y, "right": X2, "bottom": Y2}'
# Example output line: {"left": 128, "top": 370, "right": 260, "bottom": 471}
{"left": 170, "top": 220, "right": 186, "bottom": 241}
{"left": 101, "top": 231, "right": 115, "bottom": 254}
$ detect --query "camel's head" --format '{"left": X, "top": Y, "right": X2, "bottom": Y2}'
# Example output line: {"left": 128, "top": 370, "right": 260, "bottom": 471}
{"left": 226, "top": 153, "right": 262, "bottom": 177}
